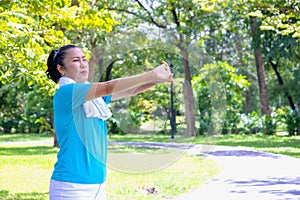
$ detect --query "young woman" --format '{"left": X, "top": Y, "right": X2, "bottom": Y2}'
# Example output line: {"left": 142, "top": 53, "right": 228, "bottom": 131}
{"left": 46, "top": 44, "right": 173, "bottom": 199}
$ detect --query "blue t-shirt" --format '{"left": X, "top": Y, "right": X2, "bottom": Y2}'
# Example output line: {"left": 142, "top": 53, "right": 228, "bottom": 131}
{"left": 51, "top": 83, "right": 111, "bottom": 184}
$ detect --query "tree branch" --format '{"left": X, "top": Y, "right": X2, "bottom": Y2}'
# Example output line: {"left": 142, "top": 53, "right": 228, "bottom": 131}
{"left": 134, "top": 0, "right": 167, "bottom": 28}
{"left": 257, "top": 5, "right": 299, "bottom": 14}
{"left": 295, "top": 52, "right": 300, "bottom": 61}
{"left": 170, "top": 7, "right": 180, "bottom": 28}
{"left": 106, "top": 7, "right": 142, "bottom": 18}
{"left": 169, "top": 5, "right": 184, "bottom": 44}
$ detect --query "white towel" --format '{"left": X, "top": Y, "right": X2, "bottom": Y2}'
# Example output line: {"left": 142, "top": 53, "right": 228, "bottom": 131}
{"left": 59, "top": 77, "right": 112, "bottom": 120}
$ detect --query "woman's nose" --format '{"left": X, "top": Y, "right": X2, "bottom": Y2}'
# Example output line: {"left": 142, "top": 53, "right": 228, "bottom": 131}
{"left": 80, "top": 61, "right": 87, "bottom": 68}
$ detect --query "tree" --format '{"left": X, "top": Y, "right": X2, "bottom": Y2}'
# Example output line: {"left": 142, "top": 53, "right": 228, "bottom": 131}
{"left": 204, "top": 7, "right": 259, "bottom": 114}
{"left": 259, "top": 0, "right": 300, "bottom": 40}
{"left": 250, "top": 16, "right": 271, "bottom": 115}
{"left": 104, "top": 0, "right": 224, "bottom": 136}
{"left": 0, "top": 0, "right": 116, "bottom": 144}
{"left": 193, "top": 62, "right": 250, "bottom": 134}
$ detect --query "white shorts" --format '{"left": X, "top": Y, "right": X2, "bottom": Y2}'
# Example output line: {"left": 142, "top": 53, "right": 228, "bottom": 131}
{"left": 49, "top": 180, "right": 106, "bottom": 200}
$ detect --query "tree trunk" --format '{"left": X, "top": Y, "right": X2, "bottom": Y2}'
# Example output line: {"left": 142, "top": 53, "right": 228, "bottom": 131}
{"left": 250, "top": 17, "right": 271, "bottom": 116}
{"left": 245, "top": 90, "right": 251, "bottom": 114}
{"left": 89, "top": 46, "right": 101, "bottom": 82}
{"left": 254, "top": 50, "right": 271, "bottom": 115}
{"left": 298, "top": 95, "right": 300, "bottom": 135}
{"left": 53, "top": 132, "right": 58, "bottom": 147}
{"left": 104, "top": 60, "right": 115, "bottom": 81}
{"left": 50, "top": 114, "right": 59, "bottom": 147}
{"left": 88, "top": 59, "right": 96, "bottom": 82}
{"left": 298, "top": 122, "right": 300, "bottom": 136}
{"left": 180, "top": 47, "right": 196, "bottom": 136}
{"left": 270, "top": 61, "right": 295, "bottom": 110}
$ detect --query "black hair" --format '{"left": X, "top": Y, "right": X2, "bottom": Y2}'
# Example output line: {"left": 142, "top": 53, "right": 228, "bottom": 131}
{"left": 46, "top": 44, "right": 78, "bottom": 83}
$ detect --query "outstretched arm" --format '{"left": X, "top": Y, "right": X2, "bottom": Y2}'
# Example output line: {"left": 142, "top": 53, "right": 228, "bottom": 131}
{"left": 111, "top": 83, "right": 157, "bottom": 101}
{"left": 85, "top": 62, "right": 173, "bottom": 102}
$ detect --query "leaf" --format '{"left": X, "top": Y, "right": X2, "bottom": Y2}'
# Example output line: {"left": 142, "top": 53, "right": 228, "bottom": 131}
{"left": 260, "top": 25, "right": 276, "bottom": 31}
{"left": 247, "top": 10, "right": 264, "bottom": 18}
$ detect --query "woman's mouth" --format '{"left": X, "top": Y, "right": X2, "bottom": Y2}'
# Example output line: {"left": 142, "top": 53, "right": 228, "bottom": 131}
{"left": 81, "top": 70, "right": 88, "bottom": 74}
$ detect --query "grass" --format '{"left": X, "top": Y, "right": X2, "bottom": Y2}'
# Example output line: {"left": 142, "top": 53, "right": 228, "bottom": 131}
{"left": 194, "top": 133, "right": 300, "bottom": 158}
{"left": 0, "top": 143, "right": 57, "bottom": 200}
{"left": 106, "top": 155, "right": 217, "bottom": 199}
{"left": 1, "top": 132, "right": 299, "bottom": 199}
{"left": 0, "top": 133, "right": 52, "bottom": 142}
{"left": 0, "top": 133, "right": 220, "bottom": 200}
{"left": 110, "top": 133, "right": 300, "bottom": 158}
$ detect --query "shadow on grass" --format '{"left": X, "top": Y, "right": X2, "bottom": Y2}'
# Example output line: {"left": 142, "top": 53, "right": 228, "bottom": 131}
{"left": 0, "top": 190, "right": 48, "bottom": 200}
{"left": 0, "top": 146, "right": 57, "bottom": 156}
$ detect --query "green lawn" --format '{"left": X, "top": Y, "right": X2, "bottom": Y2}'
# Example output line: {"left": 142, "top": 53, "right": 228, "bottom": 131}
{"left": 0, "top": 133, "right": 220, "bottom": 200}
{"left": 194, "top": 133, "right": 300, "bottom": 158}
{"left": 110, "top": 133, "right": 300, "bottom": 158}
{"left": 1, "top": 132, "right": 299, "bottom": 200}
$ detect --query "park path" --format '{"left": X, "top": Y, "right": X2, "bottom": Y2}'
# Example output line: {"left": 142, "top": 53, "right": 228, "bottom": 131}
{"left": 110, "top": 141, "right": 300, "bottom": 200}
{"left": 173, "top": 145, "right": 300, "bottom": 200}
{"left": 4, "top": 140, "right": 300, "bottom": 199}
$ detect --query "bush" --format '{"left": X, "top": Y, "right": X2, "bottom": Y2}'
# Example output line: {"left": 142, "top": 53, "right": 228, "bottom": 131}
{"left": 278, "top": 107, "right": 300, "bottom": 135}
{"left": 237, "top": 111, "right": 262, "bottom": 134}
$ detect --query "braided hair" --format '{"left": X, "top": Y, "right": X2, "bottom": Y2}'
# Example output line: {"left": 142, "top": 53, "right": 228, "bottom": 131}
{"left": 46, "top": 44, "right": 78, "bottom": 83}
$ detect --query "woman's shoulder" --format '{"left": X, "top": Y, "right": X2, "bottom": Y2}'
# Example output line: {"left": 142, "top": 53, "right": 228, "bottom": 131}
{"left": 54, "top": 84, "right": 74, "bottom": 97}
{"left": 54, "top": 83, "right": 92, "bottom": 102}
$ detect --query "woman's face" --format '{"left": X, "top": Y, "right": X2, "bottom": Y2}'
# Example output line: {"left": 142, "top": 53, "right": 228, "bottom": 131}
{"left": 58, "top": 47, "right": 89, "bottom": 83}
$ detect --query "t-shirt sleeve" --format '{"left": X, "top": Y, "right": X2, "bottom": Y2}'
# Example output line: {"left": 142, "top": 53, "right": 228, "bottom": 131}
{"left": 72, "top": 83, "right": 93, "bottom": 108}
{"left": 56, "top": 84, "right": 111, "bottom": 110}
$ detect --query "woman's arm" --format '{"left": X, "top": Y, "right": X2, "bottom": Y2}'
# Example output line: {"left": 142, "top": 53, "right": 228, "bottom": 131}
{"left": 111, "top": 83, "right": 157, "bottom": 101}
{"left": 85, "top": 62, "right": 173, "bottom": 102}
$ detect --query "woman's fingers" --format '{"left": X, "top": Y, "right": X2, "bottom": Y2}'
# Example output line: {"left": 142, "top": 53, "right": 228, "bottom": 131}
{"left": 152, "top": 61, "right": 176, "bottom": 84}
{"left": 161, "top": 61, "right": 176, "bottom": 85}
{"left": 161, "top": 61, "right": 172, "bottom": 75}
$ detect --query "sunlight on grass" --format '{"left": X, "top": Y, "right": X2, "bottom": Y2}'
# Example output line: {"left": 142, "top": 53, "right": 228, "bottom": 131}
{"left": 0, "top": 135, "right": 220, "bottom": 200}
{"left": 108, "top": 150, "right": 185, "bottom": 173}
{"left": 1, "top": 132, "right": 299, "bottom": 200}
{"left": 194, "top": 133, "right": 300, "bottom": 158}
{"left": 0, "top": 143, "right": 57, "bottom": 200}
{"left": 0, "top": 133, "right": 53, "bottom": 142}
{"left": 106, "top": 156, "right": 219, "bottom": 200}
{"left": 109, "top": 133, "right": 196, "bottom": 144}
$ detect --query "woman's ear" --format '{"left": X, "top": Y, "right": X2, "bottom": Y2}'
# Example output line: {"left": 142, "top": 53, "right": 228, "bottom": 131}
{"left": 57, "top": 64, "right": 65, "bottom": 76}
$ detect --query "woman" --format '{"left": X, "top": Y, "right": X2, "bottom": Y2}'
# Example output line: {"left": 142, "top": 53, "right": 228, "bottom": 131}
{"left": 46, "top": 44, "right": 173, "bottom": 199}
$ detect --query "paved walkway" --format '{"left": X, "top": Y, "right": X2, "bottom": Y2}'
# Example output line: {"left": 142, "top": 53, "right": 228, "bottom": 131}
{"left": 4, "top": 140, "right": 300, "bottom": 199}
{"left": 110, "top": 141, "right": 300, "bottom": 200}
{"left": 174, "top": 145, "right": 300, "bottom": 200}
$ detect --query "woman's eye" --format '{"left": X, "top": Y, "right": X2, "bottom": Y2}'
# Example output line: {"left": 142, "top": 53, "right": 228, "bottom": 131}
{"left": 73, "top": 59, "right": 79, "bottom": 62}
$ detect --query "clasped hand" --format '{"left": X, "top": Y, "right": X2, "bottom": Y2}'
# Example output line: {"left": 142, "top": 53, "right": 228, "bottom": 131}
{"left": 152, "top": 61, "right": 175, "bottom": 85}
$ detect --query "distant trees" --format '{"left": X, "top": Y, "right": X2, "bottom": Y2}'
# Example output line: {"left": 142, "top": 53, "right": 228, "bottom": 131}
{"left": 0, "top": 0, "right": 299, "bottom": 136}
{"left": 0, "top": 0, "right": 116, "bottom": 144}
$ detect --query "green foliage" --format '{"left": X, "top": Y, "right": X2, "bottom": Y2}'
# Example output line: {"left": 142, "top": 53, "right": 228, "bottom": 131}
{"left": 237, "top": 111, "right": 262, "bottom": 134}
{"left": 258, "top": 1, "right": 300, "bottom": 39}
{"left": 262, "top": 113, "right": 277, "bottom": 135}
{"left": 193, "top": 62, "right": 250, "bottom": 134}
{"left": 221, "top": 0, "right": 300, "bottom": 39}
{"left": 1, "top": 0, "right": 299, "bottom": 135}
{"left": 235, "top": 107, "right": 300, "bottom": 135}
{"left": 0, "top": 0, "right": 116, "bottom": 133}
{"left": 205, "top": 0, "right": 300, "bottom": 134}
{"left": 238, "top": 108, "right": 280, "bottom": 135}
{"left": 277, "top": 106, "right": 300, "bottom": 135}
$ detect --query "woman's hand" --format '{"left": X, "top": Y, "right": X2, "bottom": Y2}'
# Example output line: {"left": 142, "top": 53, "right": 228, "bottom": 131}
{"left": 152, "top": 61, "right": 175, "bottom": 84}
